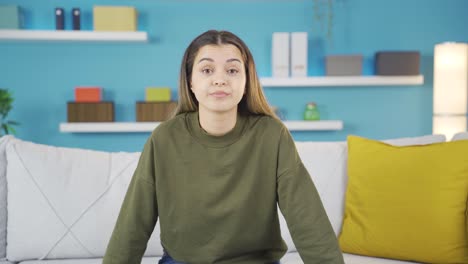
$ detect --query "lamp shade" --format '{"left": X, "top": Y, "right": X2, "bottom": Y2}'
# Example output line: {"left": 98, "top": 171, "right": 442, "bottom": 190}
{"left": 433, "top": 42, "right": 468, "bottom": 139}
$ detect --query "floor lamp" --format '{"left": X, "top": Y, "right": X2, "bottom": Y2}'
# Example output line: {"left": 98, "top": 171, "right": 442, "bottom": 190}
{"left": 433, "top": 42, "right": 468, "bottom": 140}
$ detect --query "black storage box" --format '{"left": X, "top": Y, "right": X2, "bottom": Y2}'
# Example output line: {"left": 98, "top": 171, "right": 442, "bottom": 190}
{"left": 375, "top": 51, "right": 420, "bottom": 75}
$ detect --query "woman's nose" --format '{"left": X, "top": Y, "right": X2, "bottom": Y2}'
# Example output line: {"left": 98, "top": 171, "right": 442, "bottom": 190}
{"left": 213, "top": 79, "right": 227, "bottom": 86}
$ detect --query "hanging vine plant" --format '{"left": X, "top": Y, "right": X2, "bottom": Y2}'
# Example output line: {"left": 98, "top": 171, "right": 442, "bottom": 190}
{"left": 312, "top": 0, "right": 335, "bottom": 43}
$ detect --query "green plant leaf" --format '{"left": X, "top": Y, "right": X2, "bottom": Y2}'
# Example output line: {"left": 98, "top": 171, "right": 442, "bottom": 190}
{"left": 7, "top": 120, "right": 19, "bottom": 125}
{"left": 6, "top": 125, "right": 16, "bottom": 135}
{"left": 1, "top": 124, "right": 8, "bottom": 135}
{"left": 0, "top": 88, "right": 18, "bottom": 135}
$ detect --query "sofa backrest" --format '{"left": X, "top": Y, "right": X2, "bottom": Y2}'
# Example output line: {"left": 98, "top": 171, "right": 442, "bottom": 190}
{"left": 0, "top": 134, "right": 447, "bottom": 261}
{"left": 2, "top": 137, "right": 163, "bottom": 262}
{"left": 0, "top": 136, "right": 14, "bottom": 261}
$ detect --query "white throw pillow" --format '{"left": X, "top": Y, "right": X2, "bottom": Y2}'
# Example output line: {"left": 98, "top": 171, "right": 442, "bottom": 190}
{"left": 295, "top": 141, "right": 347, "bottom": 238}
{"left": 289, "top": 134, "right": 446, "bottom": 248}
{"left": 382, "top": 134, "right": 446, "bottom": 146}
{"left": 277, "top": 206, "right": 296, "bottom": 252}
{"left": 5, "top": 138, "right": 163, "bottom": 261}
{"left": 451, "top": 132, "right": 468, "bottom": 141}
{"left": 0, "top": 136, "right": 17, "bottom": 260}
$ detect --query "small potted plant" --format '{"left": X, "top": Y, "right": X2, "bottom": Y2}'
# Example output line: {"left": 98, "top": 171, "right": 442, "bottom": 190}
{"left": 0, "top": 88, "right": 19, "bottom": 136}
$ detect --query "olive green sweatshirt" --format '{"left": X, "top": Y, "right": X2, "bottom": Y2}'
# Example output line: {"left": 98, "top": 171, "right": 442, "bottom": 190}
{"left": 103, "top": 111, "right": 344, "bottom": 264}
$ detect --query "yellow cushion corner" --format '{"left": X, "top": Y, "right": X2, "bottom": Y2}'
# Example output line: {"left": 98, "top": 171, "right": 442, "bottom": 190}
{"left": 339, "top": 135, "right": 468, "bottom": 264}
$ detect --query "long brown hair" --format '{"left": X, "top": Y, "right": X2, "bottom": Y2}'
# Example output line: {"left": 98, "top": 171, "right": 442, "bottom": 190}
{"left": 172, "top": 30, "right": 278, "bottom": 119}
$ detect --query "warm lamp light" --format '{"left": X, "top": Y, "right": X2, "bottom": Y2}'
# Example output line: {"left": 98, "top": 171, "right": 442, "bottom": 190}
{"left": 433, "top": 42, "right": 468, "bottom": 140}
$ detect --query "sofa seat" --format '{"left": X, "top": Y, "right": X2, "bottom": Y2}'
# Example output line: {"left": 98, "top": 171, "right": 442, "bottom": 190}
{"left": 280, "top": 253, "right": 418, "bottom": 264}
{"left": 17, "top": 253, "right": 419, "bottom": 264}
{"left": 18, "top": 258, "right": 159, "bottom": 264}
{"left": 342, "top": 254, "right": 420, "bottom": 264}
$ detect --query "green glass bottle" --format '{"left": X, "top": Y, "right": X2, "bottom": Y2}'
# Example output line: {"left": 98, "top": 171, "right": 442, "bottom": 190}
{"left": 304, "top": 102, "right": 320, "bottom": 121}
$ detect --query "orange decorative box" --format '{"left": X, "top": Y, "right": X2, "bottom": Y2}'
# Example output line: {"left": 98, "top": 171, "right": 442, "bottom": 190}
{"left": 75, "top": 87, "right": 102, "bottom": 102}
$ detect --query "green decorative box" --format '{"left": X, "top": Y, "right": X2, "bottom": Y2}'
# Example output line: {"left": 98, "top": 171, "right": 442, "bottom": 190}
{"left": 145, "top": 87, "right": 171, "bottom": 102}
{"left": 0, "top": 5, "right": 22, "bottom": 29}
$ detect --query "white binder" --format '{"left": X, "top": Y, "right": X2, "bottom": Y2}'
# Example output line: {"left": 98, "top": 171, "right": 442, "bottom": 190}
{"left": 291, "top": 32, "right": 308, "bottom": 77}
{"left": 272, "top": 32, "right": 290, "bottom": 78}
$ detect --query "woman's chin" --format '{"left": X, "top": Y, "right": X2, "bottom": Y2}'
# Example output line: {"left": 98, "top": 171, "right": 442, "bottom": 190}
{"left": 201, "top": 104, "right": 238, "bottom": 114}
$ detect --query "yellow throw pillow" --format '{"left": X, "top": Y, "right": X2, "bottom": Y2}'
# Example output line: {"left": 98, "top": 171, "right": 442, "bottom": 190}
{"left": 339, "top": 136, "right": 468, "bottom": 264}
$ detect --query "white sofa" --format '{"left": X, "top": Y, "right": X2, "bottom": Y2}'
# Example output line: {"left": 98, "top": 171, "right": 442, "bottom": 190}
{"left": 0, "top": 133, "right": 458, "bottom": 264}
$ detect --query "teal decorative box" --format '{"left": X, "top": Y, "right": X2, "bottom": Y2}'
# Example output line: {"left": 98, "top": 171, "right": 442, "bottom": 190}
{"left": 0, "top": 5, "right": 22, "bottom": 29}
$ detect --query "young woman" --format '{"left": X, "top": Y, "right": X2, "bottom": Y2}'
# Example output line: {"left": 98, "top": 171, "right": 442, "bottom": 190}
{"left": 103, "top": 30, "right": 344, "bottom": 264}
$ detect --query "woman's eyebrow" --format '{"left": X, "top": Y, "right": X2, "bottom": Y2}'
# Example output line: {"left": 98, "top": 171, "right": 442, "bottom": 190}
{"left": 226, "top": 58, "right": 242, "bottom": 64}
{"left": 197, "top": 58, "right": 214, "bottom": 64}
{"left": 197, "top": 58, "right": 242, "bottom": 64}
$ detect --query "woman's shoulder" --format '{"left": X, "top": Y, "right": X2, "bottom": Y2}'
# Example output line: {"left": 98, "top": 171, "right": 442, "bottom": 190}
{"left": 149, "top": 113, "right": 189, "bottom": 139}
{"left": 247, "top": 114, "right": 286, "bottom": 132}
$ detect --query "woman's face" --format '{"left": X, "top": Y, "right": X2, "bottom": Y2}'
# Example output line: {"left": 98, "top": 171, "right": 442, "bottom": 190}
{"left": 190, "top": 44, "right": 246, "bottom": 116}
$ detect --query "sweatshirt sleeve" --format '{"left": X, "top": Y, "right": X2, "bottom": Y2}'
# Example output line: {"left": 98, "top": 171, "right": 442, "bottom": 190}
{"left": 276, "top": 127, "right": 344, "bottom": 264}
{"left": 103, "top": 136, "right": 158, "bottom": 264}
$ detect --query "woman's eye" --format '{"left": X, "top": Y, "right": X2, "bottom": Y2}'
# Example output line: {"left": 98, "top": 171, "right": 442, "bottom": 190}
{"left": 202, "top": 68, "right": 213, "bottom": 74}
{"left": 227, "top": 69, "right": 239, "bottom": 75}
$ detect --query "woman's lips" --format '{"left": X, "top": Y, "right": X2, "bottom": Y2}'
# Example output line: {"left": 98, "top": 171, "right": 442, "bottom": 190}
{"left": 211, "top": 91, "right": 230, "bottom": 98}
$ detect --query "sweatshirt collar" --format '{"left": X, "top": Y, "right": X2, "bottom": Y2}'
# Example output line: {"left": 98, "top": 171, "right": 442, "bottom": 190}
{"left": 186, "top": 111, "right": 247, "bottom": 148}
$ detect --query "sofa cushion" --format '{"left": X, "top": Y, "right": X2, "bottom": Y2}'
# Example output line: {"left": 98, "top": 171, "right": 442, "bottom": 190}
{"left": 294, "top": 134, "right": 446, "bottom": 239}
{"left": 277, "top": 207, "right": 296, "bottom": 253}
{"left": 5, "top": 137, "right": 163, "bottom": 261}
{"left": 17, "top": 253, "right": 420, "bottom": 264}
{"left": 342, "top": 253, "right": 421, "bottom": 264}
{"left": 0, "top": 136, "right": 17, "bottom": 260}
{"left": 339, "top": 136, "right": 468, "bottom": 263}
{"left": 278, "top": 252, "right": 419, "bottom": 264}
{"left": 295, "top": 141, "right": 347, "bottom": 237}
{"left": 452, "top": 131, "right": 468, "bottom": 141}
{"left": 19, "top": 257, "right": 159, "bottom": 264}
{"left": 452, "top": 131, "right": 468, "bottom": 253}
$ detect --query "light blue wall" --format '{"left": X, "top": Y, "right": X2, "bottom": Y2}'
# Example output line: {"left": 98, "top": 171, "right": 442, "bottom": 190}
{"left": 1, "top": 0, "right": 467, "bottom": 152}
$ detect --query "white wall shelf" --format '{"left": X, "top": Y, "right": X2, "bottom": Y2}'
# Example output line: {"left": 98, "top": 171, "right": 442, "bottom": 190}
{"left": 260, "top": 75, "right": 424, "bottom": 87}
{"left": 0, "top": 30, "right": 148, "bottom": 42}
{"left": 283, "top": 120, "right": 343, "bottom": 131}
{"left": 59, "top": 120, "right": 343, "bottom": 133}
